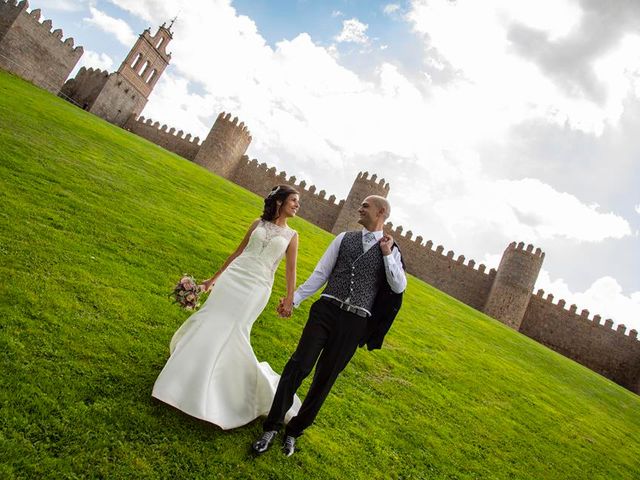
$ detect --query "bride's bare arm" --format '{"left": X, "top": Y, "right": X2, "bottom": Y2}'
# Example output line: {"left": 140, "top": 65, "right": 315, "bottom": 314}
{"left": 279, "top": 233, "right": 298, "bottom": 317}
{"left": 201, "top": 219, "right": 260, "bottom": 291}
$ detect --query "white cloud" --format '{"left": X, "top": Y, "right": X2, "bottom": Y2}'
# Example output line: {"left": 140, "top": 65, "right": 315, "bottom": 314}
{"left": 636, "top": 204, "right": 640, "bottom": 214}
{"left": 434, "top": 177, "right": 631, "bottom": 243}
{"left": 335, "top": 18, "right": 369, "bottom": 44}
{"left": 76, "top": 50, "right": 114, "bottom": 72}
{"left": 106, "top": 0, "right": 165, "bottom": 22}
{"left": 383, "top": 4, "right": 401, "bottom": 16}
{"left": 332, "top": 10, "right": 343, "bottom": 18}
{"left": 84, "top": 6, "right": 136, "bottom": 46}
{"left": 407, "top": 0, "right": 640, "bottom": 135}
{"left": 536, "top": 271, "right": 640, "bottom": 334}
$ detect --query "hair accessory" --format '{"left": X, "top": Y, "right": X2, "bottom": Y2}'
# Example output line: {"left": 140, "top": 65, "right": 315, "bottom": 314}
{"left": 267, "top": 186, "right": 281, "bottom": 198}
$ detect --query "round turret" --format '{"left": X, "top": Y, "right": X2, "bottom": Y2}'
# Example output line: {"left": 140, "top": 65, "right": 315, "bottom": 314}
{"left": 483, "top": 242, "right": 545, "bottom": 330}
{"left": 193, "top": 112, "right": 252, "bottom": 179}
{"left": 331, "top": 171, "right": 390, "bottom": 234}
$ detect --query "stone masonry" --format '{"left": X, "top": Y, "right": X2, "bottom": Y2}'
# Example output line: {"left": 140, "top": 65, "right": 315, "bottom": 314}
{"left": 61, "top": 24, "right": 172, "bottom": 126}
{"left": 0, "top": 0, "right": 82, "bottom": 94}
{"left": 1, "top": 1, "right": 638, "bottom": 395}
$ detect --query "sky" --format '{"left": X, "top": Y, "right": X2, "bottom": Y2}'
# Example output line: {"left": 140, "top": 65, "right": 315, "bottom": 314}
{"left": 35, "top": 0, "right": 639, "bottom": 334}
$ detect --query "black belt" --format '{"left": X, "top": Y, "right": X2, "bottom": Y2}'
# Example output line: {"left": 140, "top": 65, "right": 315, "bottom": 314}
{"left": 323, "top": 297, "right": 369, "bottom": 318}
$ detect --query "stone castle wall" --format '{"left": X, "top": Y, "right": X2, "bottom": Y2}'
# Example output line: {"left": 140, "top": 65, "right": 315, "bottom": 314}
{"left": 88, "top": 72, "right": 148, "bottom": 126}
{"left": 194, "top": 112, "right": 252, "bottom": 178}
{"left": 232, "top": 156, "right": 345, "bottom": 232}
{"left": 59, "top": 66, "right": 109, "bottom": 109}
{"left": 0, "top": 0, "right": 21, "bottom": 39}
{"left": 521, "top": 292, "right": 640, "bottom": 391}
{"left": 0, "top": 1, "right": 82, "bottom": 94}
{"left": 484, "top": 242, "right": 545, "bottom": 329}
{"left": 390, "top": 230, "right": 497, "bottom": 311}
{"left": 125, "top": 115, "right": 201, "bottom": 160}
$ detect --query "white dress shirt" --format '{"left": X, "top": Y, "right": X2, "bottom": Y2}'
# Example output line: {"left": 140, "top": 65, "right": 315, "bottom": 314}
{"left": 293, "top": 229, "right": 407, "bottom": 307}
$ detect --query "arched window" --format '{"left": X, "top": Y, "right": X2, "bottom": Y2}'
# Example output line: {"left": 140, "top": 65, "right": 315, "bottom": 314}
{"left": 156, "top": 37, "right": 165, "bottom": 49}
{"left": 146, "top": 69, "right": 158, "bottom": 84}
{"left": 131, "top": 53, "right": 143, "bottom": 71}
{"left": 140, "top": 60, "right": 151, "bottom": 77}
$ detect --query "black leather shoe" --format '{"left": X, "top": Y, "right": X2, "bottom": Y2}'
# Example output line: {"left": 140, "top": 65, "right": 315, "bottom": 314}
{"left": 252, "top": 430, "right": 277, "bottom": 455}
{"left": 282, "top": 434, "right": 296, "bottom": 457}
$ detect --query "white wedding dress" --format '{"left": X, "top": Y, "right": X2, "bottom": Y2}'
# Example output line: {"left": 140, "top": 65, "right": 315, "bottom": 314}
{"left": 152, "top": 220, "right": 301, "bottom": 429}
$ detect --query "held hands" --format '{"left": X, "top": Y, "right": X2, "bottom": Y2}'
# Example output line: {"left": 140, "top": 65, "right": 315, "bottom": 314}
{"left": 277, "top": 297, "right": 294, "bottom": 318}
{"left": 379, "top": 234, "right": 395, "bottom": 256}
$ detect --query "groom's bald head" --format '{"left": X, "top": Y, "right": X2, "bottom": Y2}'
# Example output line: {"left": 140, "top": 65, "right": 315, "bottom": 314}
{"left": 366, "top": 195, "right": 391, "bottom": 220}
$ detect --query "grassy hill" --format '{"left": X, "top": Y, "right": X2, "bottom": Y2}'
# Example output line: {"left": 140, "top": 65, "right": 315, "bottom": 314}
{"left": 1, "top": 69, "right": 639, "bottom": 480}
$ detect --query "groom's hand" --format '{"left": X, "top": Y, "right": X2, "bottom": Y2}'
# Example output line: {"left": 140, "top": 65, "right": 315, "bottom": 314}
{"left": 379, "top": 234, "right": 394, "bottom": 256}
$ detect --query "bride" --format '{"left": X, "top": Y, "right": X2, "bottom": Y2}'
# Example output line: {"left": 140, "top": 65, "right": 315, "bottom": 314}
{"left": 152, "top": 185, "right": 302, "bottom": 429}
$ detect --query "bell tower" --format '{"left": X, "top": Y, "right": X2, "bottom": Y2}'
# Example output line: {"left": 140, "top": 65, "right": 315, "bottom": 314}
{"left": 61, "top": 20, "right": 174, "bottom": 126}
{"left": 117, "top": 22, "right": 173, "bottom": 101}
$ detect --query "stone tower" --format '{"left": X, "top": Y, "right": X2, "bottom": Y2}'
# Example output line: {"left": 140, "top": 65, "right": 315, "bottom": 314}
{"left": 483, "top": 242, "right": 544, "bottom": 330}
{"left": 61, "top": 23, "right": 172, "bottom": 126}
{"left": 193, "top": 112, "right": 252, "bottom": 179}
{"left": 116, "top": 23, "right": 172, "bottom": 101}
{"left": 331, "top": 171, "right": 390, "bottom": 234}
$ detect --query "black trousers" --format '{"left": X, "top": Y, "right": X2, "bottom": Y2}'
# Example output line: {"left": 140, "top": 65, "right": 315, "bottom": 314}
{"left": 263, "top": 298, "right": 368, "bottom": 437}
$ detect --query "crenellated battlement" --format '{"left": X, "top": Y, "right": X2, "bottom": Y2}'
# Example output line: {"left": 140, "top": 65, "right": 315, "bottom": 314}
{"left": 1, "top": 0, "right": 27, "bottom": 15}
{"left": 235, "top": 156, "right": 345, "bottom": 207}
{"left": 229, "top": 155, "right": 345, "bottom": 231}
{"left": 532, "top": 289, "right": 638, "bottom": 342}
{"left": 356, "top": 170, "right": 391, "bottom": 191}
{"left": 124, "top": 114, "right": 201, "bottom": 160}
{"left": 194, "top": 111, "right": 253, "bottom": 178}
{"left": 23, "top": 6, "right": 81, "bottom": 53}
{"left": 75, "top": 66, "right": 110, "bottom": 78}
{"left": 522, "top": 289, "right": 640, "bottom": 391}
{"left": 131, "top": 115, "right": 201, "bottom": 145}
{"left": 0, "top": 0, "right": 84, "bottom": 93}
{"left": 215, "top": 111, "right": 252, "bottom": 142}
{"left": 1, "top": 0, "right": 82, "bottom": 51}
{"left": 385, "top": 221, "right": 497, "bottom": 276}
{"left": 505, "top": 241, "right": 545, "bottom": 259}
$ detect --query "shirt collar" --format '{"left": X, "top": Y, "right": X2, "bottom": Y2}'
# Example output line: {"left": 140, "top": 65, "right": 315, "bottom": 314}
{"left": 362, "top": 228, "right": 383, "bottom": 240}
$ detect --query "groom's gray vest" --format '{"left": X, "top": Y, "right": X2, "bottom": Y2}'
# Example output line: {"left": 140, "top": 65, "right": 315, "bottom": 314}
{"left": 322, "top": 231, "right": 385, "bottom": 314}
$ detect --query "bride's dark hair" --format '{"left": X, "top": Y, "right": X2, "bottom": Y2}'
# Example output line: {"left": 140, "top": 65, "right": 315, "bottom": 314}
{"left": 261, "top": 184, "right": 299, "bottom": 221}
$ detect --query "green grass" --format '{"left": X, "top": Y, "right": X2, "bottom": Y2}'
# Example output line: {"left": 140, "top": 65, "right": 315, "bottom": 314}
{"left": 1, "top": 68, "right": 639, "bottom": 479}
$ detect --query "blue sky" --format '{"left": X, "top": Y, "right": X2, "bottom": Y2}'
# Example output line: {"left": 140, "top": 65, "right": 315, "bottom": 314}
{"left": 31, "top": 0, "right": 640, "bottom": 332}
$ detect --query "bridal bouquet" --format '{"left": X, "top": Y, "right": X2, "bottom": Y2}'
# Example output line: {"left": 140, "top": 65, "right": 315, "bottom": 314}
{"left": 170, "top": 274, "right": 202, "bottom": 310}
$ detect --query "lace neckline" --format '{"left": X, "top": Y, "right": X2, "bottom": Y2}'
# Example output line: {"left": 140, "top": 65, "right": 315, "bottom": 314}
{"left": 261, "top": 220, "right": 290, "bottom": 231}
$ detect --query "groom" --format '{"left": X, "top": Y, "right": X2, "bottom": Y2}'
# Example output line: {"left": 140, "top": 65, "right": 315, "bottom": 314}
{"left": 252, "top": 195, "right": 407, "bottom": 456}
